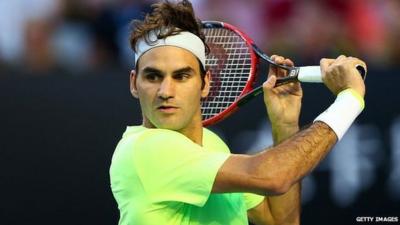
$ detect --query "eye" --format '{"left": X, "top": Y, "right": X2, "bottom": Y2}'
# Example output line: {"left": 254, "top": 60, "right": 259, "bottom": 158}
{"left": 144, "top": 73, "right": 161, "bottom": 82}
{"left": 174, "top": 73, "right": 191, "bottom": 81}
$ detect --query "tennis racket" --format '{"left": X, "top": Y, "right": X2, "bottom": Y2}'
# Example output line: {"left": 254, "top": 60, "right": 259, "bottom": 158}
{"left": 200, "top": 21, "right": 366, "bottom": 126}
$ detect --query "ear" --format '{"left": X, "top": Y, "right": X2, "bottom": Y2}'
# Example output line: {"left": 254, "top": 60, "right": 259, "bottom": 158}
{"left": 201, "top": 70, "right": 211, "bottom": 98}
{"left": 130, "top": 70, "right": 139, "bottom": 98}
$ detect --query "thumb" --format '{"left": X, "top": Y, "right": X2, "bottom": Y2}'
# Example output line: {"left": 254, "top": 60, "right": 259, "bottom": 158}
{"left": 263, "top": 75, "right": 277, "bottom": 90}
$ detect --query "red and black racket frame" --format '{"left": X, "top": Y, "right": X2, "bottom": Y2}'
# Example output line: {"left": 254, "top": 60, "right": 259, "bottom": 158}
{"left": 201, "top": 21, "right": 366, "bottom": 126}
{"left": 201, "top": 21, "right": 300, "bottom": 126}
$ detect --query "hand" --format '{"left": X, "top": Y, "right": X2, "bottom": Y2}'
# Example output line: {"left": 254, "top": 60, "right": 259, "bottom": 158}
{"left": 320, "top": 55, "right": 367, "bottom": 97}
{"left": 263, "top": 55, "right": 303, "bottom": 131}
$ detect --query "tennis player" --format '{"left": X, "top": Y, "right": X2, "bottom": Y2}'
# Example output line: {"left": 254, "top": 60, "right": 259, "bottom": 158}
{"left": 109, "top": 1, "right": 367, "bottom": 224}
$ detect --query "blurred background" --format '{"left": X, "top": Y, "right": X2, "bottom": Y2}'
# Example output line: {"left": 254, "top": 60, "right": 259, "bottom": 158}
{"left": 1, "top": 0, "right": 399, "bottom": 224}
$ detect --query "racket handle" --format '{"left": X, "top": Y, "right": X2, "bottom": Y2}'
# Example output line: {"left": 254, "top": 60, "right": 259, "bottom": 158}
{"left": 297, "top": 65, "right": 367, "bottom": 83}
{"left": 238, "top": 65, "right": 366, "bottom": 107}
{"left": 297, "top": 66, "right": 323, "bottom": 82}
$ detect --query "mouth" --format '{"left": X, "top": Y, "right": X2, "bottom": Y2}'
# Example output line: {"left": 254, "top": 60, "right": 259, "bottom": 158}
{"left": 157, "top": 105, "right": 178, "bottom": 113}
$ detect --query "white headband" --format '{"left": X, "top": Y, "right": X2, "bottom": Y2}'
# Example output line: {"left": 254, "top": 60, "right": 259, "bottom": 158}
{"left": 134, "top": 30, "right": 206, "bottom": 69}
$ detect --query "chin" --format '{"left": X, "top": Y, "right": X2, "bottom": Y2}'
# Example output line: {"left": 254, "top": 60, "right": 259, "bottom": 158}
{"left": 149, "top": 115, "right": 195, "bottom": 132}
{"left": 154, "top": 121, "right": 185, "bottom": 131}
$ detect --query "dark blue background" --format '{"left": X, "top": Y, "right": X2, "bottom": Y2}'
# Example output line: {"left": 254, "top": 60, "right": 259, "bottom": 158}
{"left": 1, "top": 67, "right": 399, "bottom": 225}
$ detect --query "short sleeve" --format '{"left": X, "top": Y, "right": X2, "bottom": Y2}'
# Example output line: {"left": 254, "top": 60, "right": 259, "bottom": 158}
{"left": 133, "top": 129, "right": 230, "bottom": 207}
{"left": 243, "top": 192, "right": 264, "bottom": 210}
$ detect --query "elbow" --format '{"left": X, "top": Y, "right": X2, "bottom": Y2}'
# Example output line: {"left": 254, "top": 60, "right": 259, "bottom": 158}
{"left": 264, "top": 177, "right": 292, "bottom": 195}
{"left": 247, "top": 155, "right": 295, "bottom": 195}
{"left": 250, "top": 173, "right": 292, "bottom": 195}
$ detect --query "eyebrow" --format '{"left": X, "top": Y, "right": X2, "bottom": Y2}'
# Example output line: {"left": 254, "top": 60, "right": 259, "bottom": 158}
{"left": 141, "top": 66, "right": 196, "bottom": 76}
{"left": 172, "top": 66, "right": 196, "bottom": 75}
{"left": 141, "top": 67, "right": 164, "bottom": 76}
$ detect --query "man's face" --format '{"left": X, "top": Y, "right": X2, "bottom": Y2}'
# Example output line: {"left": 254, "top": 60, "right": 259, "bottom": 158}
{"left": 131, "top": 46, "right": 210, "bottom": 132}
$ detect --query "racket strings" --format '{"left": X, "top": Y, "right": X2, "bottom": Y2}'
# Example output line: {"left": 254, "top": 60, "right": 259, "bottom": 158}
{"left": 201, "top": 28, "right": 252, "bottom": 120}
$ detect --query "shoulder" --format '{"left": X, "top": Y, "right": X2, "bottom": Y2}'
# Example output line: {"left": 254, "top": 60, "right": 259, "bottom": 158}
{"left": 123, "top": 127, "right": 201, "bottom": 156}
{"left": 114, "top": 126, "right": 192, "bottom": 158}
{"left": 203, "top": 128, "right": 231, "bottom": 153}
{"left": 203, "top": 128, "right": 222, "bottom": 142}
{"left": 123, "top": 126, "right": 188, "bottom": 144}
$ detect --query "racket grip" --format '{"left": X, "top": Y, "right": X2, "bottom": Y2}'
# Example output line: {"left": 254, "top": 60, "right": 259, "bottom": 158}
{"left": 297, "top": 65, "right": 367, "bottom": 83}
{"left": 297, "top": 66, "right": 322, "bottom": 82}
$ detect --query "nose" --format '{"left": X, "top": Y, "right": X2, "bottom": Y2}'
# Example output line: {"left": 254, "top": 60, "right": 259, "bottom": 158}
{"left": 157, "top": 77, "right": 175, "bottom": 100}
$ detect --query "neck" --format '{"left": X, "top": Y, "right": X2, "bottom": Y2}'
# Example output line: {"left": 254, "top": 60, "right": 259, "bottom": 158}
{"left": 176, "top": 119, "right": 203, "bottom": 146}
{"left": 142, "top": 114, "right": 204, "bottom": 146}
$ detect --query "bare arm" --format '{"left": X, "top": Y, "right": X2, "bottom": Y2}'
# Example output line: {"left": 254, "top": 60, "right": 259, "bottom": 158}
{"left": 212, "top": 121, "right": 336, "bottom": 195}
{"left": 266, "top": 124, "right": 302, "bottom": 225}
{"left": 212, "top": 55, "right": 365, "bottom": 225}
{"left": 214, "top": 55, "right": 308, "bottom": 201}
{"left": 248, "top": 178, "right": 301, "bottom": 225}
{"left": 248, "top": 124, "right": 301, "bottom": 225}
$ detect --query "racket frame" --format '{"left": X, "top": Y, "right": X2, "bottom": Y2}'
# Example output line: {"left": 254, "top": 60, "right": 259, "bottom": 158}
{"left": 201, "top": 21, "right": 366, "bottom": 126}
{"left": 201, "top": 21, "right": 261, "bottom": 126}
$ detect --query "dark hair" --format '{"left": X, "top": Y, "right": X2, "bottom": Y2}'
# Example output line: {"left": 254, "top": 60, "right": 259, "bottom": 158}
{"left": 130, "top": 0, "right": 208, "bottom": 87}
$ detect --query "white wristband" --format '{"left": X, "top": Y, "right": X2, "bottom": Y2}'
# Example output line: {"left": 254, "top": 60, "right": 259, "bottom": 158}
{"left": 314, "top": 89, "right": 365, "bottom": 140}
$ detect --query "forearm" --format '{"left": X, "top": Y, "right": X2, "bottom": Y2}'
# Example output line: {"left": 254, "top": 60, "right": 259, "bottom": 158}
{"left": 264, "top": 183, "right": 300, "bottom": 225}
{"left": 271, "top": 124, "right": 299, "bottom": 145}
{"left": 267, "top": 125, "right": 301, "bottom": 225}
{"left": 250, "top": 121, "right": 337, "bottom": 195}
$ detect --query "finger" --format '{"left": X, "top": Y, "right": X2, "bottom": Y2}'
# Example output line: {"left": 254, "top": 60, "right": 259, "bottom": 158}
{"left": 263, "top": 75, "right": 277, "bottom": 90}
{"left": 268, "top": 55, "right": 279, "bottom": 78}
{"left": 278, "top": 58, "right": 294, "bottom": 79}
{"left": 273, "top": 55, "right": 287, "bottom": 77}
{"left": 336, "top": 54, "right": 347, "bottom": 60}
{"left": 320, "top": 58, "right": 335, "bottom": 74}
{"left": 332, "top": 55, "right": 348, "bottom": 66}
{"left": 274, "top": 55, "right": 285, "bottom": 62}
{"left": 268, "top": 64, "right": 277, "bottom": 78}
{"left": 346, "top": 57, "right": 367, "bottom": 80}
{"left": 348, "top": 57, "right": 367, "bottom": 73}
{"left": 273, "top": 56, "right": 285, "bottom": 67}
{"left": 284, "top": 58, "right": 294, "bottom": 67}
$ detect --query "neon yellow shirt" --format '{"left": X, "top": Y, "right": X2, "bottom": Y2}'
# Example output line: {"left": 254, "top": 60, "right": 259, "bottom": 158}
{"left": 110, "top": 126, "right": 263, "bottom": 225}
